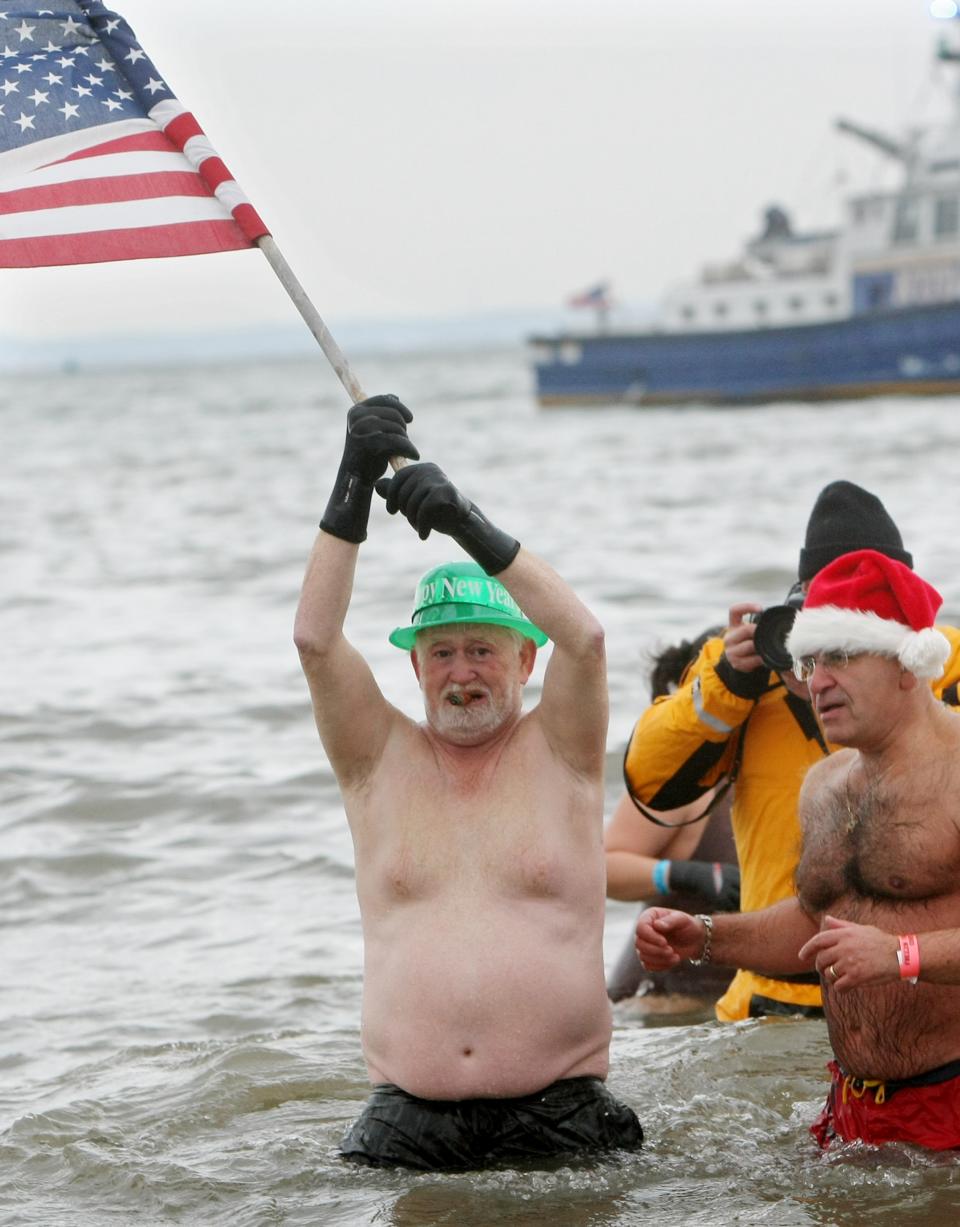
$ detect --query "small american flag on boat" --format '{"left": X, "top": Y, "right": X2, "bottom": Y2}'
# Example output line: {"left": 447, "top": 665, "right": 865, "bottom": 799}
{"left": 567, "top": 281, "right": 612, "bottom": 310}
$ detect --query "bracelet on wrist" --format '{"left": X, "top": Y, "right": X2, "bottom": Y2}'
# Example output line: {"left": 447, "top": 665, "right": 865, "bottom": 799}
{"left": 652, "top": 859, "right": 671, "bottom": 896}
{"left": 689, "top": 914, "right": 713, "bottom": 966}
{"left": 896, "top": 933, "right": 920, "bottom": 985}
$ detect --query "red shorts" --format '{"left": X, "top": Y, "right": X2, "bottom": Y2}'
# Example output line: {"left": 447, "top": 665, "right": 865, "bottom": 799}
{"left": 811, "top": 1058, "right": 960, "bottom": 1150}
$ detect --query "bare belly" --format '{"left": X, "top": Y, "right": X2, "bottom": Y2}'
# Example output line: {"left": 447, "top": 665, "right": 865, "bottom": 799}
{"left": 360, "top": 898, "right": 612, "bottom": 1099}
{"left": 820, "top": 895, "right": 960, "bottom": 1081}
{"left": 827, "top": 982, "right": 960, "bottom": 1081}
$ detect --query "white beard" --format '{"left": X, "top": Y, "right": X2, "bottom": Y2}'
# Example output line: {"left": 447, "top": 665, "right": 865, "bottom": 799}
{"left": 423, "top": 681, "right": 522, "bottom": 744}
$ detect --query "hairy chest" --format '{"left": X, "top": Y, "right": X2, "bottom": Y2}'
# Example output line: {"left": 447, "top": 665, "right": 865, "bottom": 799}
{"left": 797, "top": 779, "right": 960, "bottom": 912}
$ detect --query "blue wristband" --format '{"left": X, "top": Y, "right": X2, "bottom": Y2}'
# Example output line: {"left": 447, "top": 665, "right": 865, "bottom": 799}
{"left": 653, "top": 859, "right": 671, "bottom": 895}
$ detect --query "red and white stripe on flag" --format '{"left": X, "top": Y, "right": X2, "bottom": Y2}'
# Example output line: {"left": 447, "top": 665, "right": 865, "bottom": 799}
{"left": 0, "top": 99, "right": 269, "bottom": 269}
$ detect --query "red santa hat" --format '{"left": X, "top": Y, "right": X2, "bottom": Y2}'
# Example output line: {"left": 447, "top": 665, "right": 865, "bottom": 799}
{"left": 785, "top": 548, "right": 950, "bottom": 680}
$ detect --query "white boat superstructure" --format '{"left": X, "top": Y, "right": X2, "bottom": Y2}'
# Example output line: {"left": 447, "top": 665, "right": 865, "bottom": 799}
{"left": 659, "top": 35, "right": 960, "bottom": 335}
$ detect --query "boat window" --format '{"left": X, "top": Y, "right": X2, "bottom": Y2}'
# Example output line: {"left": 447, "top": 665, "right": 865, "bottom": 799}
{"left": 823, "top": 293, "right": 838, "bottom": 307}
{"left": 892, "top": 197, "right": 919, "bottom": 244}
{"left": 713, "top": 302, "right": 728, "bottom": 317}
{"left": 681, "top": 306, "right": 696, "bottom": 321}
{"left": 853, "top": 272, "right": 894, "bottom": 313}
{"left": 935, "top": 196, "right": 960, "bottom": 239}
{"left": 753, "top": 300, "right": 769, "bottom": 315}
{"left": 851, "top": 197, "right": 886, "bottom": 225}
{"left": 788, "top": 296, "right": 805, "bottom": 312}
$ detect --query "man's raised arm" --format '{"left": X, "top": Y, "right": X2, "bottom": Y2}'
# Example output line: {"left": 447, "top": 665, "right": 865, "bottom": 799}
{"left": 495, "top": 549, "right": 607, "bottom": 774}
{"left": 294, "top": 396, "right": 419, "bottom": 785}
{"left": 622, "top": 612, "right": 767, "bottom": 814}
{"left": 375, "top": 461, "right": 606, "bottom": 775}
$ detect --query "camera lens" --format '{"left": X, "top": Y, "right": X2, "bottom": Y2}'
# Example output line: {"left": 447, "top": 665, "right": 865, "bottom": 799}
{"left": 752, "top": 605, "right": 799, "bottom": 674}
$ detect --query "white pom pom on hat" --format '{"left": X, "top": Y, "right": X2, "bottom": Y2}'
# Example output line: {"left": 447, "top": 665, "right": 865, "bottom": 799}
{"left": 785, "top": 548, "right": 950, "bottom": 680}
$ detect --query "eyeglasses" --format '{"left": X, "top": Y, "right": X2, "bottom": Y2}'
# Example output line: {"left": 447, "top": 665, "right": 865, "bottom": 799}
{"left": 793, "top": 649, "right": 858, "bottom": 682}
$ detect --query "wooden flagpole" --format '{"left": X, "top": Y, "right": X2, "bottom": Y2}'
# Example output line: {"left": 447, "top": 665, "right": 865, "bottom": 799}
{"left": 257, "top": 235, "right": 365, "bottom": 402}
{"left": 257, "top": 236, "right": 409, "bottom": 472}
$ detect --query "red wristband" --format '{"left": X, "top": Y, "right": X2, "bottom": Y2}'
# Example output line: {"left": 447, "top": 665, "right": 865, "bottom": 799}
{"left": 897, "top": 933, "right": 920, "bottom": 984}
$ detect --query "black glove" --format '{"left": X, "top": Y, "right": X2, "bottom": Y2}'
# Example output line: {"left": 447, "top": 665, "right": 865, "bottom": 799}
{"left": 320, "top": 395, "right": 420, "bottom": 543}
{"left": 666, "top": 860, "right": 740, "bottom": 911}
{"left": 375, "top": 462, "right": 520, "bottom": 575}
{"left": 715, "top": 652, "right": 770, "bottom": 699}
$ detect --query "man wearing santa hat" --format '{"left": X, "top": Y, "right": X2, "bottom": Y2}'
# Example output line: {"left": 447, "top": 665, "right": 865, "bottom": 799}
{"left": 622, "top": 480, "right": 960, "bottom": 1023}
{"left": 635, "top": 548, "right": 960, "bottom": 1150}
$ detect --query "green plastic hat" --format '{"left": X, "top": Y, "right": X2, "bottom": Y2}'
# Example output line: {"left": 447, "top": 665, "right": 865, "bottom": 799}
{"left": 389, "top": 560, "right": 549, "bottom": 651}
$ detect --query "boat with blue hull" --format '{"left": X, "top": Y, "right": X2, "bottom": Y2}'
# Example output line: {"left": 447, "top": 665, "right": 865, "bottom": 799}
{"left": 533, "top": 301, "right": 960, "bottom": 406}
{"left": 531, "top": 23, "right": 960, "bottom": 407}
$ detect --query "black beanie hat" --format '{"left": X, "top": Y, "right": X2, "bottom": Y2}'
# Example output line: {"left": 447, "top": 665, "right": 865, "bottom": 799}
{"left": 798, "top": 480, "right": 913, "bottom": 582}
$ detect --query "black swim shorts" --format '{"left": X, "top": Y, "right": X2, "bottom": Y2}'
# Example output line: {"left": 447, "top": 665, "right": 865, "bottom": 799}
{"left": 340, "top": 1076, "right": 643, "bottom": 1170}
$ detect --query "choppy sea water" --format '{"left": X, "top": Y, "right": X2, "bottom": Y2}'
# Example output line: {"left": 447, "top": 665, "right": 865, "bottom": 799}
{"left": 4, "top": 347, "right": 960, "bottom": 1226}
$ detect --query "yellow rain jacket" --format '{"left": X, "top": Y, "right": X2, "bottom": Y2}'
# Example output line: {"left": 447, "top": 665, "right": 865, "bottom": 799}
{"left": 623, "top": 627, "right": 960, "bottom": 1021}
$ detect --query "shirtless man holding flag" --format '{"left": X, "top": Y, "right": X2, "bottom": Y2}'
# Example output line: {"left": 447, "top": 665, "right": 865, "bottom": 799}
{"left": 294, "top": 394, "right": 642, "bottom": 1169}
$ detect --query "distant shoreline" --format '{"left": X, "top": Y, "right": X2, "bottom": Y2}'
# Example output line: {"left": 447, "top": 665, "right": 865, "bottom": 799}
{"left": 0, "top": 304, "right": 656, "bottom": 374}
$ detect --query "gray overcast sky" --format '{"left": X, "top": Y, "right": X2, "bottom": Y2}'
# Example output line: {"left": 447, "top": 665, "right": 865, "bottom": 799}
{"left": 0, "top": 0, "right": 953, "bottom": 338}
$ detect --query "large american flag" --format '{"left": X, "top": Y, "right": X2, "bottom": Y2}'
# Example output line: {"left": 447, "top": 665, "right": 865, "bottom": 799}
{"left": 0, "top": 1, "right": 269, "bottom": 267}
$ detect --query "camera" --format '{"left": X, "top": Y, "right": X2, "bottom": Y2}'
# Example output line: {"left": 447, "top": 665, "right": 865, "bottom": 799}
{"left": 743, "top": 582, "right": 805, "bottom": 673}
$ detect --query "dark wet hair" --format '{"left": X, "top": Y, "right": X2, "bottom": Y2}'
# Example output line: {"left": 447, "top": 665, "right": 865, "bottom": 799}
{"left": 649, "top": 625, "right": 724, "bottom": 699}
